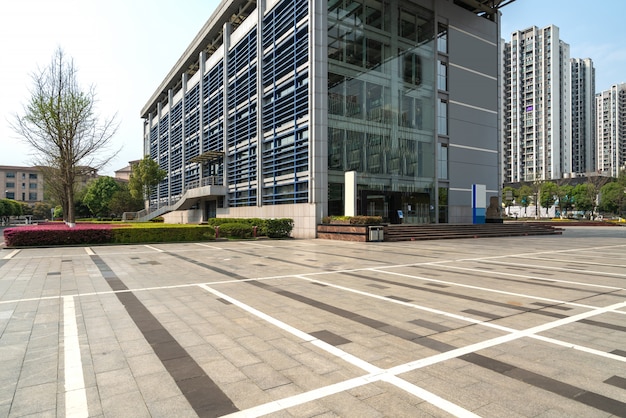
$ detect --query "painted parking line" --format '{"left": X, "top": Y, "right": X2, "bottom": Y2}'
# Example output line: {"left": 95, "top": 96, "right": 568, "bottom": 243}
{"left": 2, "top": 249, "right": 20, "bottom": 259}
{"left": 198, "top": 283, "right": 480, "bottom": 418}
{"left": 63, "top": 296, "right": 89, "bottom": 418}
{"left": 144, "top": 245, "right": 164, "bottom": 253}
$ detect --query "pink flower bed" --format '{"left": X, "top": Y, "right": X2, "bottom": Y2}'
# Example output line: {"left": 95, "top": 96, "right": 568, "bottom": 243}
{"left": 3, "top": 222, "right": 123, "bottom": 247}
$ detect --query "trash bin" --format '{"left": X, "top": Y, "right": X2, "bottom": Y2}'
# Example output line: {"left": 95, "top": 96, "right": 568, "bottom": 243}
{"left": 369, "top": 226, "right": 384, "bottom": 242}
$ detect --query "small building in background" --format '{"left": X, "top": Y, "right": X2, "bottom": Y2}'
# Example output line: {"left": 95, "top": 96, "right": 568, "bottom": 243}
{"left": 0, "top": 165, "right": 45, "bottom": 204}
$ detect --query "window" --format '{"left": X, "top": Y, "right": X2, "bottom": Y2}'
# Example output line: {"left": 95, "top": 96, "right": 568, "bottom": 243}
{"left": 5, "top": 192, "right": 14, "bottom": 199}
{"left": 6, "top": 172, "right": 15, "bottom": 178}
{"left": 437, "top": 99, "right": 448, "bottom": 135}
{"left": 437, "top": 60, "right": 447, "bottom": 91}
{"left": 438, "top": 143, "right": 448, "bottom": 179}
{"left": 29, "top": 192, "right": 37, "bottom": 201}
{"left": 5, "top": 182, "right": 14, "bottom": 188}
{"left": 22, "top": 183, "right": 26, "bottom": 189}
{"left": 29, "top": 173, "right": 38, "bottom": 179}
{"left": 29, "top": 183, "right": 38, "bottom": 189}
{"left": 437, "top": 23, "right": 448, "bottom": 54}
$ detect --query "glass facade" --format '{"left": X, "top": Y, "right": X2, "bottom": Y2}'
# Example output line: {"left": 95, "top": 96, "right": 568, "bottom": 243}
{"left": 327, "top": 0, "right": 435, "bottom": 224}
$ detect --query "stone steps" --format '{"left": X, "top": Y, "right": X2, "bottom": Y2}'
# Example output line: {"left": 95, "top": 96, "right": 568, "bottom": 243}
{"left": 383, "top": 223, "right": 563, "bottom": 242}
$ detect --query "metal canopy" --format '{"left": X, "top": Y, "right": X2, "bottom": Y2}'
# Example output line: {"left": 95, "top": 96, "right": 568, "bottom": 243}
{"left": 454, "top": 0, "right": 517, "bottom": 20}
{"left": 189, "top": 151, "right": 224, "bottom": 164}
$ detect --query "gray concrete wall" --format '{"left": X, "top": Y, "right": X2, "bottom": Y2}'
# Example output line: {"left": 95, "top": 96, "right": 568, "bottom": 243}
{"left": 437, "top": 2, "right": 500, "bottom": 223}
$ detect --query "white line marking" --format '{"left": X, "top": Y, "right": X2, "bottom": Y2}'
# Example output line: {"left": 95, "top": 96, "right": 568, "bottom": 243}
{"left": 374, "top": 268, "right": 601, "bottom": 310}
{"left": 195, "top": 243, "right": 223, "bottom": 250}
{"left": 514, "top": 255, "right": 626, "bottom": 269}
{"left": 435, "top": 264, "right": 623, "bottom": 291}
{"left": 144, "top": 245, "right": 164, "bottom": 253}
{"left": 479, "top": 259, "right": 626, "bottom": 278}
{"left": 2, "top": 250, "right": 20, "bottom": 259}
{"left": 386, "top": 300, "right": 626, "bottom": 377}
{"left": 63, "top": 296, "right": 88, "bottom": 417}
{"left": 293, "top": 276, "right": 626, "bottom": 363}
{"left": 240, "top": 241, "right": 274, "bottom": 248}
{"left": 199, "top": 284, "right": 478, "bottom": 418}
{"left": 84, "top": 247, "right": 95, "bottom": 256}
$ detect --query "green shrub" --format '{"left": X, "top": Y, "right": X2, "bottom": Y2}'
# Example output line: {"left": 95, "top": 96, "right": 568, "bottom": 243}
{"left": 111, "top": 225, "right": 215, "bottom": 244}
{"left": 216, "top": 223, "right": 254, "bottom": 239}
{"left": 266, "top": 218, "right": 293, "bottom": 238}
{"left": 321, "top": 215, "right": 381, "bottom": 225}
{"left": 349, "top": 216, "right": 382, "bottom": 225}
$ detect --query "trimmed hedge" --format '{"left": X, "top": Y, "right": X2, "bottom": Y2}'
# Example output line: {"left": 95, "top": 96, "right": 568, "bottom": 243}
{"left": 321, "top": 215, "right": 382, "bottom": 225}
{"left": 205, "top": 218, "right": 293, "bottom": 238}
{"left": 111, "top": 226, "right": 215, "bottom": 244}
{"left": 3, "top": 217, "right": 294, "bottom": 247}
{"left": 3, "top": 223, "right": 215, "bottom": 247}
{"left": 3, "top": 223, "right": 114, "bottom": 247}
{"left": 216, "top": 223, "right": 254, "bottom": 239}
{"left": 265, "top": 218, "right": 294, "bottom": 238}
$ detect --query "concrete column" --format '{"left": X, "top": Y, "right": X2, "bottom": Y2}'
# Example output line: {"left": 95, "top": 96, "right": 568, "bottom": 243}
{"left": 256, "top": 0, "right": 265, "bottom": 208}
{"left": 181, "top": 72, "right": 188, "bottom": 193}
{"left": 199, "top": 51, "right": 207, "bottom": 180}
{"left": 168, "top": 89, "right": 173, "bottom": 206}
{"left": 222, "top": 22, "right": 231, "bottom": 207}
{"left": 309, "top": 0, "right": 328, "bottom": 222}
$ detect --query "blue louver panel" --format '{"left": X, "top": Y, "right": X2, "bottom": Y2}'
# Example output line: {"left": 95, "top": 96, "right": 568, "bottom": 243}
{"left": 158, "top": 114, "right": 169, "bottom": 200}
{"left": 261, "top": 0, "right": 309, "bottom": 205}
{"left": 203, "top": 62, "right": 224, "bottom": 152}
{"left": 185, "top": 84, "right": 201, "bottom": 185}
{"left": 170, "top": 102, "right": 183, "bottom": 196}
{"left": 227, "top": 28, "right": 258, "bottom": 207}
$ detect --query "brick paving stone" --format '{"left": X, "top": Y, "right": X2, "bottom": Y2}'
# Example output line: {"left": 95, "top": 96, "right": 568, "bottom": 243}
{"left": 1, "top": 228, "right": 626, "bottom": 417}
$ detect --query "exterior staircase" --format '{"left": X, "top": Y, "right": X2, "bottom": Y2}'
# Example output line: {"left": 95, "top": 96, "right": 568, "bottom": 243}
{"left": 123, "top": 177, "right": 227, "bottom": 222}
{"left": 383, "top": 223, "right": 563, "bottom": 242}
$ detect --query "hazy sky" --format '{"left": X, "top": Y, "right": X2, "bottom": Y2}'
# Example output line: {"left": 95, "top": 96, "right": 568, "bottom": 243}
{"left": 1, "top": 0, "right": 624, "bottom": 175}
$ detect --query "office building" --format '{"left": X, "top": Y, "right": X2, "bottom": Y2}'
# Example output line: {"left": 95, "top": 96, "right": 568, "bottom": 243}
{"left": 596, "top": 83, "right": 626, "bottom": 177}
{"left": 0, "top": 165, "right": 45, "bottom": 203}
{"left": 141, "top": 0, "right": 508, "bottom": 237}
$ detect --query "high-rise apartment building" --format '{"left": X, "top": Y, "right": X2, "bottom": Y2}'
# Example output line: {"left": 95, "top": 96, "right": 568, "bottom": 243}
{"left": 141, "top": 0, "right": 507, "bottom": 237}
{"left": 596, "top": 83, "right": 626, "bottom": 177}
{"left": 570, "top": 58, "right": 595, "bottom": 175}
{"left": 504, "top": 25, "right": 571, "bottom": 183}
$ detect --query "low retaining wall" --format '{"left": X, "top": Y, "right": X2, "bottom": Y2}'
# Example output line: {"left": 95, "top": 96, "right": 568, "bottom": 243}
{"left": 316, "top": 224, "right": 370, "bottom": 242}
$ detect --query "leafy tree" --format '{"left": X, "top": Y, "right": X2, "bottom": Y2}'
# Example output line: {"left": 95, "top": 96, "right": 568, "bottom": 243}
{"left": 517, "top": 185, "right": 533, "bottom": 216}
{"left": 599, "top": 182, "right": 626, "bottom": 215}
{"left": 129, "top": 156, "right": 167, "bottom": 203}
{"left": 572, "top": 183, "right": 595, "bottom": 216}
{"left": 32, "top": 201, "right": 54, "bottom": 220}
{"left": 539, "top": 181, "right": 558, "bottom": 216}
{"left": 11, "top": 48, "right": 119, "bottom": 224}
{"left": 557, "top": 184, "right": 574, "bottom": 217}
{"left": 82, "top": 176, "right": 121, "bottom": 217}
{"left": 73, "top": 186, "right": 92, "bottom": 219}
{"left": 108, "top": 183, "right": 144, "bottom": 216}
{"left": 0, "top": 199, "right": 23, "bottom": 219}
{"left": 502, "top": 186, "right": 516, "bottom": 215}
{"left": 0, "top": 200, "right": 10, "bottom": 219}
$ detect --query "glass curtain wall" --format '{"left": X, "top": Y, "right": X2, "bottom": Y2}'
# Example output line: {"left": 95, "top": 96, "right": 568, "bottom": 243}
{"left": 327, "top": 0, "right": 435, "bottom": 224}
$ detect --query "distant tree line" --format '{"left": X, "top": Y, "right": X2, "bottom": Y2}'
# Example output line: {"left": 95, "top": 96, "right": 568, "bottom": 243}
{"left": 502, "top": 170, "right": 626, "bottom": 219}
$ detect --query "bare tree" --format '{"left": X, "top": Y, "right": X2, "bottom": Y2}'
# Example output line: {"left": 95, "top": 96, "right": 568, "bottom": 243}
{"left": 12, "top": 48, "right": 119, "bottom": 224}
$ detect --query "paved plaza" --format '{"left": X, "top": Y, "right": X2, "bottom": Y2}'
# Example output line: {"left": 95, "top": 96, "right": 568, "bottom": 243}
{"left": 1, "top": 226, "right": 625, "bottom": 417}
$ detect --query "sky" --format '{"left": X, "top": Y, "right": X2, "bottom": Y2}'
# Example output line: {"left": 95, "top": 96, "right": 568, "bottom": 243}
{"left": 1, "top": 0, "right": 625, "bottom": 175}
